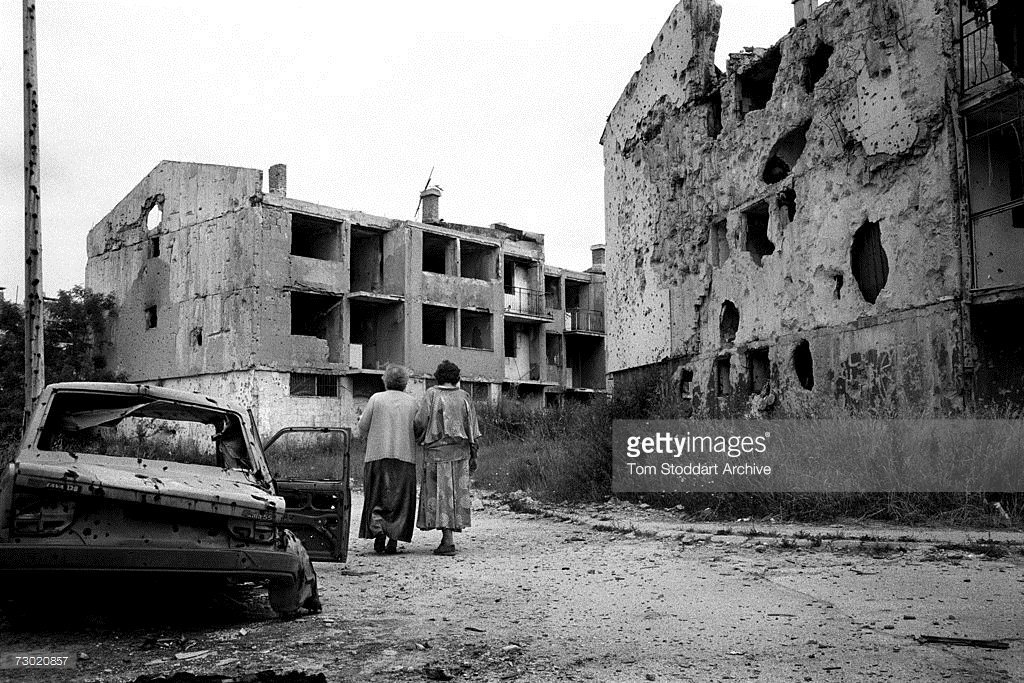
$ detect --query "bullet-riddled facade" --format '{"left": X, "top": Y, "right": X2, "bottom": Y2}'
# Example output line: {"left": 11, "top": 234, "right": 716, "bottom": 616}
{"left": 85, "top": 161, "right": 605, "bottom": 435}
{"left": 602, "top": 0, "right": 1024, "bottom": 414}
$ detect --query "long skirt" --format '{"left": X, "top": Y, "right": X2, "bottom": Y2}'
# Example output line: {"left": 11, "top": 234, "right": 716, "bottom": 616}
{"left": 417, "top": 458, "right": 472, "bottom": 531}
{"left": 359, "top": 458, "right": 417, "bottom": 542}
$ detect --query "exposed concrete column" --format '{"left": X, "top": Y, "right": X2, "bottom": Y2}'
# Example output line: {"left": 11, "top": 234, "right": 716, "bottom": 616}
{"left": 420, "top": 185, "right": 442, "bottom": 224}
{"left": 792, "top": 0, "right": 817, "bottom": 25}
{"left": 269, "top": 164, "right": 287, "bottom": 196}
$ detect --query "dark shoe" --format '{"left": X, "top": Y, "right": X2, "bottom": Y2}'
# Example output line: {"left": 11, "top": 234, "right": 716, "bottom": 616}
{"left": 433, "top": 543, "right": 457, "bottom": 556}
{"left": 384, "top": 539, "right": 399, "bottom": 555}
{"left": 373, "top": 533, "right": 386, "bottom": 554}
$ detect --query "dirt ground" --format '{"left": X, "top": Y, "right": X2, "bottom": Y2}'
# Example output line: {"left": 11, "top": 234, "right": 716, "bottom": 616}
{"left": 1, "top": 492, "right": 1022, "bottom": 682}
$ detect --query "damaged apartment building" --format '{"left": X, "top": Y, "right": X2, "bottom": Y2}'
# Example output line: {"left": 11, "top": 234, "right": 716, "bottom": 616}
{"left": 84, "top": 162, "right": 605, "bottom": 434}
{"left": 602, "top": 0, "right": 1024, "bottom": 414}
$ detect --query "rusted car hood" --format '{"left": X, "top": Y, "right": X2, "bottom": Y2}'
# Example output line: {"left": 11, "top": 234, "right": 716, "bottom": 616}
{"left": 14, "top": 452, "right": 283, "bottom": 521}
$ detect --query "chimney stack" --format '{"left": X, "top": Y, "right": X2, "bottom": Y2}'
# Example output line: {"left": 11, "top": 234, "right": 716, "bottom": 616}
{"left": 587, "top": 244, "right": 606, "bottom": 274}
{"left": 269, "top": 164, "right": 287, "bottom": 196}
{"left": 420, "top": 185, "right": 442, "bottom": 224}
{"left": 792, "top": 0, "right": 817, "bottom": 26}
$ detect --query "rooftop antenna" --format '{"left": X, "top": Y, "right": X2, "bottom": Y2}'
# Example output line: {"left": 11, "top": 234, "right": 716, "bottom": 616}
{"left": 414, "top": 166, "right": 434, "bottom": 219}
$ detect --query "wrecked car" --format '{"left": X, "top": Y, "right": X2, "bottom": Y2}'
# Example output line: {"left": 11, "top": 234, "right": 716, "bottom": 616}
{"left": 0, "top": 382, "right": 334, "bottom": 617}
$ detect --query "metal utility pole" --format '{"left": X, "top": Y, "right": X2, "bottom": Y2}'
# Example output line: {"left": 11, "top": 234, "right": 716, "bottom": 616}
{"left": 23, "top": 0, "right": 45, "bottom": 427}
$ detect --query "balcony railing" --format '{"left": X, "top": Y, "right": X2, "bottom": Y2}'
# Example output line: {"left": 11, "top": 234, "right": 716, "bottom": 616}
{"left": 961, "top": 2, "right": 1009, "bottom": 97}
{"left": 566, "top": 308, "right": 605, "bottom": 333}
{"left": 504, "top": 287, "right": 544, "bottom": 317}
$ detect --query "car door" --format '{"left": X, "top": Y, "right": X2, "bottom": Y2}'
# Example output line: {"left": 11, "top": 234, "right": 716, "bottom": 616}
{"left": 263, "top": 426, "right": 351, "bottom": 563}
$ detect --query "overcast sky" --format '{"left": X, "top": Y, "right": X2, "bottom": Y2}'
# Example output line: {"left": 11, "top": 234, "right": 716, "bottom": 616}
{"left": 0, "top": 1, "right": 794, "bottom": 301}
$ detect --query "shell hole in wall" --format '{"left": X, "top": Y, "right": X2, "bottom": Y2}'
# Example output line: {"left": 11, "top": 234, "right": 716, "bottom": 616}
{"left": 737, "top": 46, "right": 781, "bottom": 119}
{"left": 720, "top": 300, "right": 739, "bottom": 345}
{"left": 762, "top": 121, "right": 811, "bottom": 184}
{"left": 146, "top": 204, "right": 162, "bottom": 231}
{"left": 706, "top": 90, "right": 723, "bottom": 138}
{"left": 710, "top": 218, "right": 729, "bottom": 267}
{"left": 803, "top": 41, "right": 834, "bottom": 93}
{"left": 793, "top": 339, "right": 814, "bottom": 390}
{"left": 850, "top": 221, "right": 889, "bottom": 304}
{"left": 743, "top": 201, "right": 775, "bottom": 266}
{"left": 776, "top": 187, "right": 797, "bottom": 222}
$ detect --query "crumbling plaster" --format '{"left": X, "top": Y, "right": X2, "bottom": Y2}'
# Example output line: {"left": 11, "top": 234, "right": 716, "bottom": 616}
{"left": 603, "top": 0, "right": 963, "bottom": 412}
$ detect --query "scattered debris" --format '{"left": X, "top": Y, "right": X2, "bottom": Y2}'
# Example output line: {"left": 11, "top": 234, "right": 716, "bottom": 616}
{"left": 917, "top": 636, "right": 1009, "bottom": 649}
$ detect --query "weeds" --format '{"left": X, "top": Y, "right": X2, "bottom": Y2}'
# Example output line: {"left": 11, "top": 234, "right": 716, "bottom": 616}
{"left": 475, "top": 380, "right": 1023, "bottom": 527}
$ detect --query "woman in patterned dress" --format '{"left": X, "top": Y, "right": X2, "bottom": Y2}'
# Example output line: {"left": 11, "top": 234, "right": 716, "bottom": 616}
{"left": 415, "top": 360, "right": 481, "bottom": 556}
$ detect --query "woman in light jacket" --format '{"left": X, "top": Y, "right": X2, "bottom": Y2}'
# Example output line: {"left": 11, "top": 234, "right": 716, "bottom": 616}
{"left": 356, "top": 364, "right": 421, "bottom": 555}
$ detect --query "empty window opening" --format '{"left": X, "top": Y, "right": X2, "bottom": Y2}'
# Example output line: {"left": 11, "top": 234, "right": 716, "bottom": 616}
{"left": 564, "top": 280, "right": 582, "bottom": 309}
{"left": 350, "top": 300, "right": 404, "bottom": 369}
{"left": 737, "top": 46, "right": 781, "bottom": 119}
{"left": 291, "top": 213, "right": 341, "bottom": 261}
{"left": 743, "top": 202, "right": 775, "bottom": 266}
{"left": 290, "top": 291, "right": 344, "bottom": 361}
{"left": 545, "top": 276, "right": 561, "bottom": 309}
{"left": 461, "top": 381, "right": 491, "bottom": 403}
{"left": 290, "top": 373, "right": 340, "bottom": 397}
{"left": 992, "top": 0, "right": 1024, "bottom": 77}
{"left": 965, "top": 98, "right": 1024, "bottom": 288}
{"left": 460, "top": 241, "right": 497, "bottom": 281}
{"left": 967, "top": 112, "right": 1024, "bottom": 226}
{"left": 715, "top": 356, "right": 732, "bottom": 397}
{"left": 546, "top": 333, "right": 563, "bottom": 367}
{"left": 422, "top": 304, "right": 454, "bottom": 346}
{"left": 675, "top": 366, "right": 694, "bottom": 396}
{"left": 148, "top": 236, "right": 160, "bottom": 259}
{"left": 146, "top": 203, "right": 162, "bottom": 231}
{"left": 351, "top": 227, "right": 384, "bottom": 291}
{"left": 144, "top": 306, "right": 157, "bottom": 329}
{"left": 190, "top": 327, "right": 203, "bottom": 347}
{"left": 776, "top": 188, "right": 797, "bottom": 222}
{"left": 833, "top": 272, "right": 844, "bottom": 300}
{"left": 803, "top": 41, "right": 834, "bottom": 92}
{"left": 505, "top": 258, "right": 542, "bottom": 315}
{"left": 793, "top": 339, "right": 814, "bottom": 390}
{"left": 710, "top": 219, "right": 730, "bottom": 267}
{"left": 460, "top": 310, "right": 493, "bottom": 350}
{"left": 762, "top": 121, "right": 811, "bottom": 184}
{"left": 504, "top": 323, "right": 518, "bottom": 358}
{"left": 720, "top": 300, "right": 739, "bottom": 345}
{"left": 351, "top": 374, "right": 383, "bottom": 400}
{"left": 747, "top": 347, "right": 770, "bottom": 394}
{"left": 565, "top": 334, "right": 604, "bottom": 389}
{"left": 706, "top": 90, "right": 723, "bottom": 138}
{"left": 504, "top": 258, "right": 535, "bottom": 294}
{"left": 423, "top": 233, "right": 454, "bottom": 275}
{"left": 850, "top": 221, "right": 889, "bottom": 303}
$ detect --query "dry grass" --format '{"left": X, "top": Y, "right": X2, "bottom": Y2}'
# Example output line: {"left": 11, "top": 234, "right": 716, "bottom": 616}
{"left": 474, "top": 382, "right": 1024, "bottom": 528}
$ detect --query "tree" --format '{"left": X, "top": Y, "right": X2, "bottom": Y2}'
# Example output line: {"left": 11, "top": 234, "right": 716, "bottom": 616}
{"left": 0, "top": 298, "right": 24, "bottom": 443}
{"left": 0, "top": 287, "right": 118, "bottom": 444}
